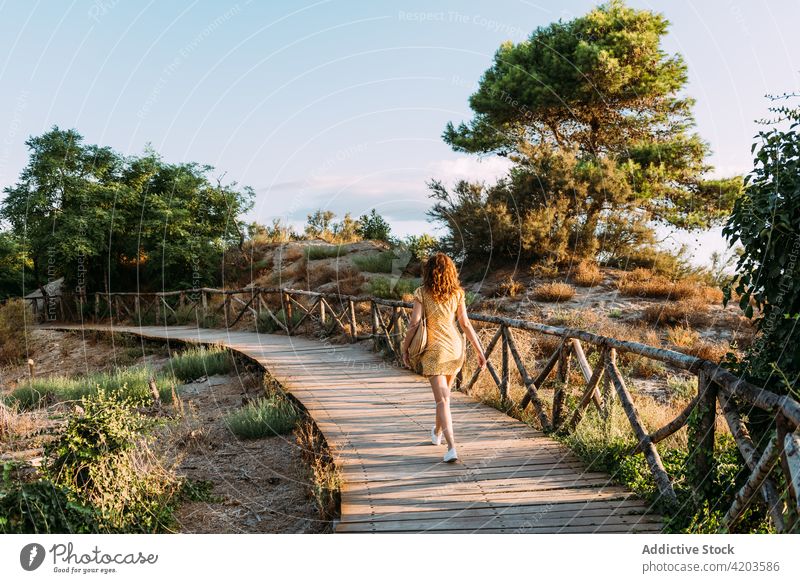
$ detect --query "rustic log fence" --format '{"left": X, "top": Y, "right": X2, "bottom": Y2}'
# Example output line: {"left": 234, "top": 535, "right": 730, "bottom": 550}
{"left": 27, "top": 286, "right": 800, "bottom": 532}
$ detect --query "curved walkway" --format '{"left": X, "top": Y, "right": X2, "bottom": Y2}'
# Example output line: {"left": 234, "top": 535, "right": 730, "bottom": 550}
{"left": 49, "top": 324, "right": 663, "bottom": 533}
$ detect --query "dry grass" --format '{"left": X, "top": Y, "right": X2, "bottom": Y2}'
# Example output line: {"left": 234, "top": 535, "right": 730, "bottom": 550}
{"left": 532, "top": 282, "right": 576, "bottom": 302}
{"left": 296, "top": 419, "right": 341, "bottom": 521}
{"left": 0, "top": 299, "right": 33, "bottom": 364}
{"left": 572, "top": 261, "right": 602, "bottom": 287}
{"left": 680, "top": 340, "right": 730, "bottom": 363}
{"left": 666, "top": 325, "right": 700, "bottom": 348}
{"left": 332, "top": 270, "right": 366, "bottom": 296}
{"left": 0, "top": 402, "right": 38, "bottom": 441}
{"left": 497, "top": 276, "right": 525, "bottom": 297}
{"left": 308, "top": 263, "right": 362, "bottom": 288}
{"left": 617, "top": 269, "right": 723, "bottom": 304}
{"left": 642, "top": 298, "right": 710, "bottom": 327}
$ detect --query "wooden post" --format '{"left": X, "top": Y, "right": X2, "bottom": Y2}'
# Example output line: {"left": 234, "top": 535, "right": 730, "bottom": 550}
{"left": 500, "top": 325, "right": 509, "bottom": 402}
{"left": 224, "top": 295, "right": 232, "bottom": 327}
{"left": 785, "top": 430, "right": 800, "bottom": 521}
{"left": 723, "top": 434, "right": 779, "bottom": 530}
{"left": 571, "top": 339, "right": 602, "bottom": 409}
{"left": 503, "top": 326, "right": 552, "bottom": 431}
{"left": 154, "top": 296, "right": 160, "bottom": 325}
{"left": 370, "top": 302, "right": 380, "bottom": 349}
{"left": 776, "top": 413, "right": 799, "bottom": 529}
{"left": 519, "top": 339, "right": 564, "bottom": 411}
{"left": 606, "top": 348, "right": 677, "bottom": 506}
{"left": 553, "top": 341, "right": 571, "bottom": 428}
{"left": 283, "top": 292, "right": 293, "bottom": 331}
{"left": 201, "top": 291, "right": 208, "bottom": 324}
{"left": 318, "top": 295, "right": 327, "bottom": 326}
{"left": 348, "top": 298, "right": 357, "bottom": 341}
{"left": 718, "top": 390, "right": 786, "bottom": 532}
{"left": 94, "top": 292, "right": 100, "bottom": 322}
{"left": 687, "top": 371, "right": 718, "bottom": 501}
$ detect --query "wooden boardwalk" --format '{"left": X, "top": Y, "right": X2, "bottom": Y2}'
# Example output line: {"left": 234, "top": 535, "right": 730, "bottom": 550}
{"left": 52, "top": 324, "right": 663, "bottom": 533}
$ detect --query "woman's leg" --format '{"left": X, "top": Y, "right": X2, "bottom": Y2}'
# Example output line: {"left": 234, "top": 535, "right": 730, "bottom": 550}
{"left": 429, "top": 376, "right": 443, "bottom": 434}
{"left": 430, "top": 375, "right": 455, "bottom": 449}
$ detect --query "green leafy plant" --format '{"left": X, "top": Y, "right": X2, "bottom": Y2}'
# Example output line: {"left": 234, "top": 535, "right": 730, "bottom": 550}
{"left": 43, "top": 390, "right": 181, "bottom": 533}
{"left": 0, "top": 463, "right": 103, "bottom": 534}
{"left": 723, "top": 96, "right": 800, "bottom": 395}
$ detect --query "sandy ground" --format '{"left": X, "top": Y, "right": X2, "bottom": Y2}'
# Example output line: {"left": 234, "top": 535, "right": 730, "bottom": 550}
{"left": 166, "top": 374, "right": 326, "bottom": 533}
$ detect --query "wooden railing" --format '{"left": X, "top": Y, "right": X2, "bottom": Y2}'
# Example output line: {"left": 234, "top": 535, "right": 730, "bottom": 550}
{"left": 29, "top": 286, "right": 800, "bottom": 532}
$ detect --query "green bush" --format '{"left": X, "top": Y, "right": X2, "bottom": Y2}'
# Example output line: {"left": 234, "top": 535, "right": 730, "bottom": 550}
{"left": 0, "top": 464, "right": 103, "bottom": 534}
{"left": 559, "top": 406, "right": 771, "bottom": 533}
{"left": 368, "top": 277, "right": 420, "bottom": 299}
{"left": 224, "top": 394, "right": 300, "bottom": 439}
{"left": 352, "top": 251, "right": 397, "bottom": 273}
{"left": 404, "top": 234, "right": 439, "bottom": 261}
{"left": 166, "top": 345, "right": 232, "bottom": 381}
{"left": 305, "top": 245, "right": 347, "bottom": 260}
{"left": 44, "top": 390, "right": 181, "bottom": 533}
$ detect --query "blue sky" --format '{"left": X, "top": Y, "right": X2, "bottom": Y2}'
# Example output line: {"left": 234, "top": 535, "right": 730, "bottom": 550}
{"left": 1, "top": 0, "right": 798, "bottom": 266}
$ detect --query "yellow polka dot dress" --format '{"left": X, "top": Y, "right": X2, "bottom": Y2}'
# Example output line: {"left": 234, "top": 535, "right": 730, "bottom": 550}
{"left": 413, "top": 286, "right": 466, "bottom": 377}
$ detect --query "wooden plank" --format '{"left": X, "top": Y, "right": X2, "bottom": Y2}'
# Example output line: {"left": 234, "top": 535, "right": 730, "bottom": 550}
{"left": 48, "top": 323, "right": 662, "bottom": 533}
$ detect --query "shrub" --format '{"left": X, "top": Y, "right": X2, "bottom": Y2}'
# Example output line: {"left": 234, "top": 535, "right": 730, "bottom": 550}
{"left": 44, "top": 390, "right": 181, "bottom": 532}
{"left": 618, "top": 269, "right": 722, "bottom": 303}
{"left": 572, "top": 260, "right": 602, "bottom": 287}
{"left": 666, "top": 325, "right": 700, "bottom": 348}
{"left": 666, "top": 374, "right": 697, "bottom": 401}
{"left": 0, "top": 466, "right": 103, "bottom": 534}
{"left": 308, "top": 263, "right": 362, "bottom": 288}
{"left": 166, "top": 345, "right": 232, "bottom": 381}
{"left": 352, "top": 251, "right": 397, "bottom": 273}
{"left": 404, "top": 233, "right": 438, "bottom": 261}
{"left": 224, "top": 394, "right": 300, "bottom": 439}
{"left": 368, "top": 277, "right": 420, "bottom": 300}
{"left": 305, "top": 245, "right": 347, "bottom": 260}
{"left": 681, "top": 340, "right": 730, "bottom": 363}
{"left": 497, "top": 276, "right": 525, "bottom": 297}
{"left": 642, "top": 299, "right": 709, "bottom": 327}
{"left": 0, "top": 299, "right": 32, "bottom": 364}
{"left": 532, "top": 282, "right": 575, "bottom": 302}
{"left": 530, "top": 258, "right": 560, "bottom": 279}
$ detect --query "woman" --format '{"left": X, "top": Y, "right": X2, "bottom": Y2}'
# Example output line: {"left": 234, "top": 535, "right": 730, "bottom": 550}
{"left": 401, "top": 253, "right": 487, "bottom": 463}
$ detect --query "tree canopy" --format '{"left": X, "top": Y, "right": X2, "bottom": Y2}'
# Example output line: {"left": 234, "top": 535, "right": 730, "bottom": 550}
{"left": 0, "top": 127, "right": 253, "bottom": 294}
{"left": 432, "top": 0, "right": 742, "bottom": 265}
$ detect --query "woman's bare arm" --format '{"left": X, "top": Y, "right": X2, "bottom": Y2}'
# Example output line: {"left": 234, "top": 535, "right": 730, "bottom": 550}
{"left": 457, "top": 299, "right": 487, "bottom": 369}
{"left": 401, "top": 300, "right": 423, "bottom": 367}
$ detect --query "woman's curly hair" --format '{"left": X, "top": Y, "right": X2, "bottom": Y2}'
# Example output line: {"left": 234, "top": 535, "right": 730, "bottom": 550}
{"left": 422, "top": 252, "right": 462, "bottom": 303}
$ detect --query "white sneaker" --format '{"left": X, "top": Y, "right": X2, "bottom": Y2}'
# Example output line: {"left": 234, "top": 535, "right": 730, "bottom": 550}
{"left": 431, "top": 425, "right": 442, "bottom": 446}
{"left": 443, "top": 447, "right": 458, "bottom": 463}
